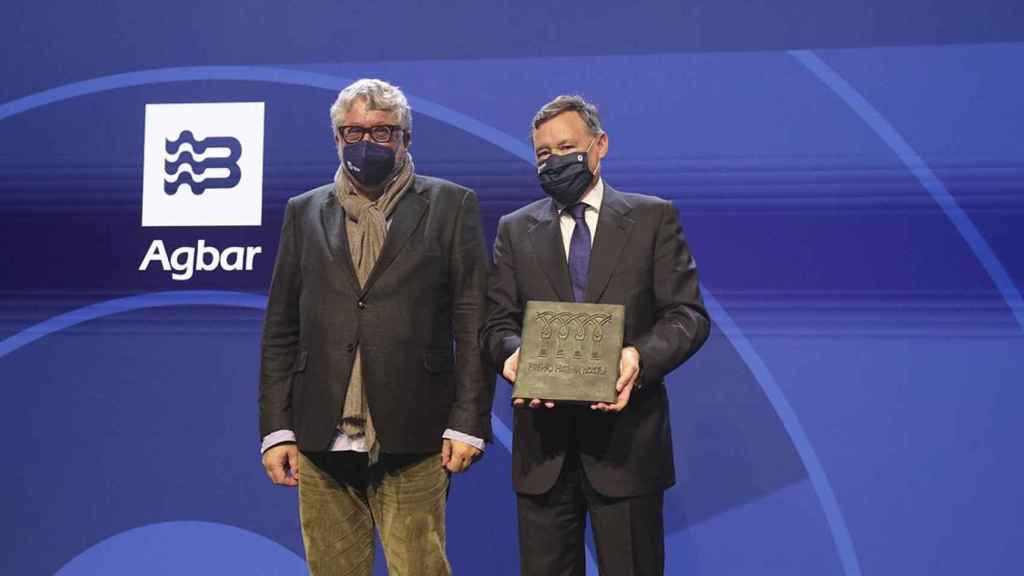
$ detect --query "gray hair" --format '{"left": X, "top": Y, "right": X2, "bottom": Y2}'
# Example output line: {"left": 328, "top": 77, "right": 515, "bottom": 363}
{"left": 329, "top": 78, "right": 412, "bottom": 131}
{"left": 531, "top": 94, "right": 604, "bottom": 137}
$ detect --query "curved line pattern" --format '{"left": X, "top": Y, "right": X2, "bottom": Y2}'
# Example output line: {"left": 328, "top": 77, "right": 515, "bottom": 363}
{"left": 489, "top": 412, "right": 513, "bottom": 450}
{"left": 0, "top": 291, "right": 267, "bottom": 359}
{"left": 790, "top": 50, "right": 1024, "bottom": 332}
{"left": 0, "top": 65, "right": 534, "bottom": 161}
{"left": 0, "top": 66, "right": 859, "bottom": 574}
{"left": 54, "top": 520, "right": 306, "bottom": 575}
{"left": 702, "top": 293, "right": 862, "bottom": 576}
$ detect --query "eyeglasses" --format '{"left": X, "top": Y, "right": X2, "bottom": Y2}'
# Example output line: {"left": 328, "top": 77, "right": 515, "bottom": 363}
{"left": 338, "top": 124, "right": 404, "bottom": 144}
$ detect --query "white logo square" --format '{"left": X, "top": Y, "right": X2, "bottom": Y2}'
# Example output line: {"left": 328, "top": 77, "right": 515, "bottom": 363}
{"left": 142, "top": 102, "right": 265, "bottom": 227}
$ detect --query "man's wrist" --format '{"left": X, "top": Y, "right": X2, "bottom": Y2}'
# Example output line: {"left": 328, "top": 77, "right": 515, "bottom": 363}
{"left": 443, "top": 429, "right": 485, "bottom": 451}
{"left": 261, "top": 429, "right": 297, "bottom": 454}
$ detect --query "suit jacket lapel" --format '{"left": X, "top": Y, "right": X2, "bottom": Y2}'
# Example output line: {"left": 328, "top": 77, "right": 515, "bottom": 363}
{"left": 360, "top": 180, "right": 428, "bottom": 296}
{"left": 319, "top": 190, "right": 361, "bottom": 293}
{"left": 528, "top": 200, "right": 574, "bottom": 302}
{"left": 585, "top": 185, "right": 634, "bottom": 303}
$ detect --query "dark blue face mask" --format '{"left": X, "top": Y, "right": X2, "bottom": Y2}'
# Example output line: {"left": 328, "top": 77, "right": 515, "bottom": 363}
{"left": 537, "top": 138, "right": 597, "bottom": 205}
{"left": 344, "top": 140, "right": 397, "bottom": 188}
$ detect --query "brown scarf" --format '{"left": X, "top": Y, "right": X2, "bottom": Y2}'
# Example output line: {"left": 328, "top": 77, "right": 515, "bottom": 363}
{"left": 336, "top": 152, "right": 414, "bottom": 462}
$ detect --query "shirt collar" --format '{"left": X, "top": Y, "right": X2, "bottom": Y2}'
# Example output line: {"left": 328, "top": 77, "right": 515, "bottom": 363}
{"left": 581, "top": 177, "right": 604, "bottom": 211}
{"left": 556, "top": 177, "right": 604, "bottom": 213}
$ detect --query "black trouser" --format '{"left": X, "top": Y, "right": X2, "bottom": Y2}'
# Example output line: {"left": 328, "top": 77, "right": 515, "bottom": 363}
{"left": 516, "top": 451, "right": 665, "bottom": 576}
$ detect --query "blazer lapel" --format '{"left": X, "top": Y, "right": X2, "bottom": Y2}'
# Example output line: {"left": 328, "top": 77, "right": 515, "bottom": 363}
{"left": 585, "top": 185, "right": 634, "bottom": 303}
{"left": 360, "top": 180, "right": 428, "bottom": 296}
{"left": 319, "top": 190, "right": 361, "bottom": 293}
{"left": 528, "top": 200, "right": 574, "bottom": 302}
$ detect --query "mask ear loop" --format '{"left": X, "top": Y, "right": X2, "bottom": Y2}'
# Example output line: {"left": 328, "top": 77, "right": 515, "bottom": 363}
{"left": 586, "top": 134, "right": 603, "bottom": 178}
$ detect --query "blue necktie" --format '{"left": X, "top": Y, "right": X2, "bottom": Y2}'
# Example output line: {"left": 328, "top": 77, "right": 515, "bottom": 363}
{"left": 567, "top": 203, "right": 591, "bottom": 302}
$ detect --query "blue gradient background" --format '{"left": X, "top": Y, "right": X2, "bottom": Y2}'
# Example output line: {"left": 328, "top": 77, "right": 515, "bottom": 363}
{"left": 1, "top": 2, "right": 1022, "bottom": 574}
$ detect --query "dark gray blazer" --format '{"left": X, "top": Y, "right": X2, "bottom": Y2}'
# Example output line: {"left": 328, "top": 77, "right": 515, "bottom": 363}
{"left": 260, "top": 175, "right": 494, "bottom": 453}
{"left": 482, "top": 185, "right": 710, "bottom": 497}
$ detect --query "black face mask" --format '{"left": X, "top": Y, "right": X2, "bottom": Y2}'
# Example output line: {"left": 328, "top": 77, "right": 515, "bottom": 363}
{"left": 537, "top": 139, "right": 597, "bottom": 205}
{"left": 344, "top": 140, "right": 397, "bottom": 188}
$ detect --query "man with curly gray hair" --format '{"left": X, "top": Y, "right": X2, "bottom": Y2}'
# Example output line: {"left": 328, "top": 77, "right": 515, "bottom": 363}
{"left": 260, "top": 78, "right": 494, "bottom": 575}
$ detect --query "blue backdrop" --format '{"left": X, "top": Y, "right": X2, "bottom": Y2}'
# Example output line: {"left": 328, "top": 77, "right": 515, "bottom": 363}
{"left": 2, "top": 2, "right": 1022, "bottom": 574}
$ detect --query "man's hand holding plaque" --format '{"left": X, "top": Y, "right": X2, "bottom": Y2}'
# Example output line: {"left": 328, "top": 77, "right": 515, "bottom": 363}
{"left": 591, "top": 345, "right": 641, "bottom": 412}
{"left": 507, "top": 349, "right": 557, "bottom": 409}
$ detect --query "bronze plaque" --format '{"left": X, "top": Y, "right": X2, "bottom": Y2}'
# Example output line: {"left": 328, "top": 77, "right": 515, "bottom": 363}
{"left": 512, "top": 301, "right": 624, "bottom": 403}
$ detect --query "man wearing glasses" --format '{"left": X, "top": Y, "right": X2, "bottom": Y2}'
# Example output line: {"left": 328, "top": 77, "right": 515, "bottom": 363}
{"left": 259, "top": 78, "right": 494, "bottom": 575}
{"left": 482, "top": 95, "right": 710, "bottom": 575}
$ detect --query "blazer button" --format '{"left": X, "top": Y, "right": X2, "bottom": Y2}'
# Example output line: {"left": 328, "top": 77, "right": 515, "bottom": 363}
{"left": 345, "top": 343, "right": 357, "bottom": 352}
{"left": 357, "top": 300, "right": 366, "bottom": 309}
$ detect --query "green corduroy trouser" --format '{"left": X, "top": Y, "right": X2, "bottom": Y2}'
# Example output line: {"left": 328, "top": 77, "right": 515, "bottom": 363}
{"left": 298, "top": 450, "right": 452, "bottom": 576}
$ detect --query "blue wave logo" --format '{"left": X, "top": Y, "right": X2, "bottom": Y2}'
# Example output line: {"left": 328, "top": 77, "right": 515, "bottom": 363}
{"left": 163, "top": 130, "right": 242, "bottom": 195}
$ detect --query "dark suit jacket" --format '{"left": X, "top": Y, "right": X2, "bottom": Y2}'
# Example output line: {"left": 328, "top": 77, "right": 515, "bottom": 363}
{"left": 260, "top": 175, "right": 494, "bottom": 454}
{"left": 482, "top": 184, "right": 710, "bottom": 497}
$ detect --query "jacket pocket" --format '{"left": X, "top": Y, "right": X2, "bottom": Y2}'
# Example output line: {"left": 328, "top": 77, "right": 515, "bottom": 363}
{"left": 423, "top": 349, "right": 455, "bottom": 373}
{"left": 291, "top": 349, "right": 309, "bottom": 373}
